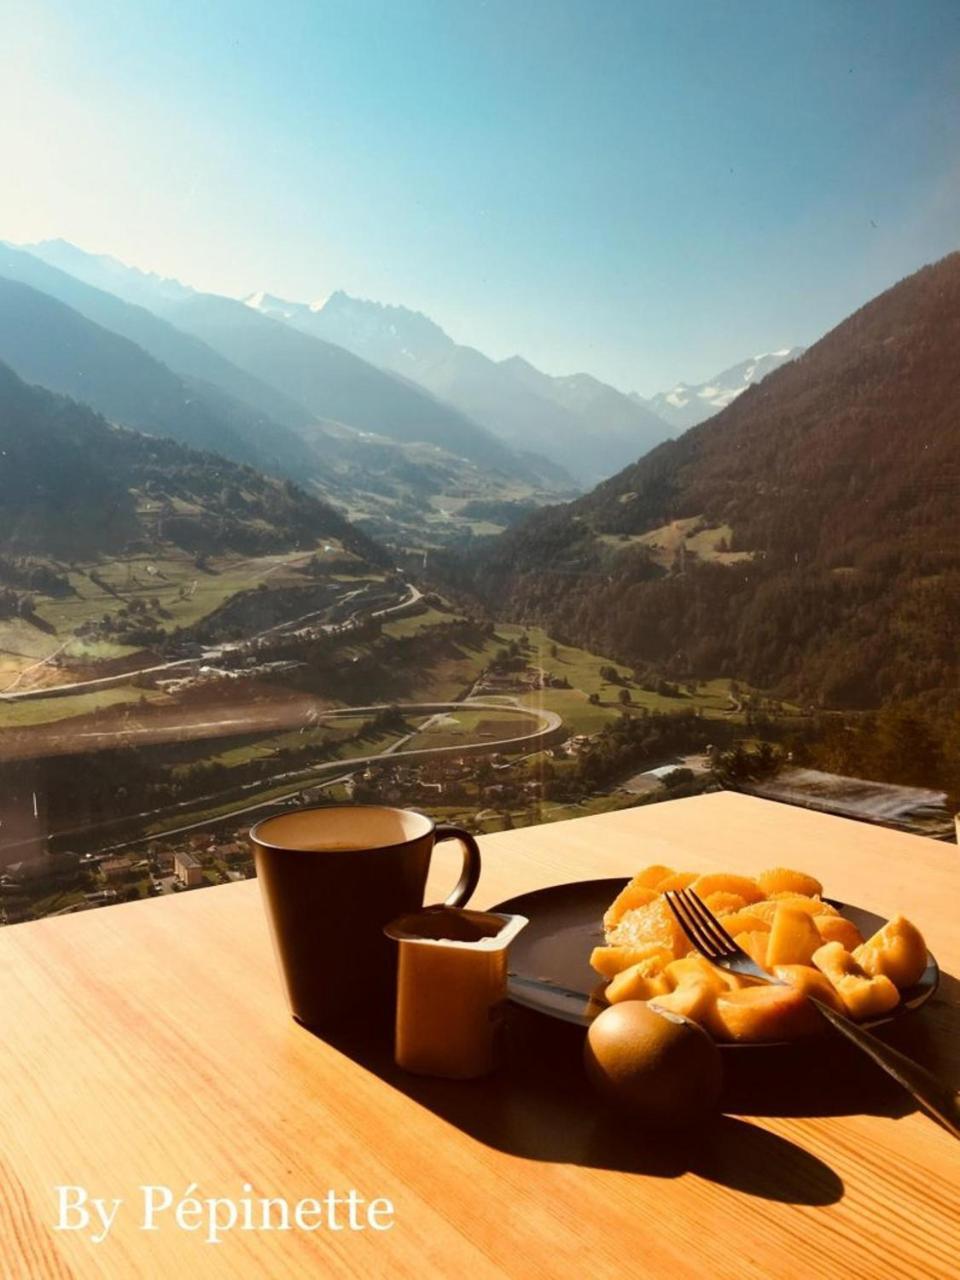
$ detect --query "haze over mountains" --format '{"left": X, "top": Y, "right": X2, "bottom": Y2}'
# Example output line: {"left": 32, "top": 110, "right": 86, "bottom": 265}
{"left": 0, "top": 240, "right": 572, "bottom": 545}
{"left": 242, "top": 289, "right": 801, "bottom": 477}
{"left": 0, "top": 274, "right": 314, "bottom": 477}
{"left": 19, "top": 238, "right": 801, "bottom": 489}
{"left": 0, "top": 243, "right": 308, "bottom": 432}
{"left": 243, "top": 287, "right": 671, "bottom": 484}
{"left": 23, "top": 240, "right": 535, "bottom": 481}
{"left": 468, "top": 252, "right": 960, "bottom": 713}
{"left": 0, "top": 234, "right": 807, "bottom": 560}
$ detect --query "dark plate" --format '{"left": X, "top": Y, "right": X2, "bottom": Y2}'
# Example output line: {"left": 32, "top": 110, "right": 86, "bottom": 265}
{"left": 492, "top": 878, "right": 939, "bottom": 1048}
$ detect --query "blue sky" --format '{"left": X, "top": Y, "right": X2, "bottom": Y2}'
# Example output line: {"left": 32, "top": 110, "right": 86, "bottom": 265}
{"left": 4, "top": 0, "right": 960, "bottom": 393}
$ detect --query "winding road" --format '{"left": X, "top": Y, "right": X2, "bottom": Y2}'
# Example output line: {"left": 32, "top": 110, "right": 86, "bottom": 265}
{"left": 0, "top": 580, "right": 422, "bottom": 704}
{"left": 6, "top": 699, "right": 563, "bottom": 860}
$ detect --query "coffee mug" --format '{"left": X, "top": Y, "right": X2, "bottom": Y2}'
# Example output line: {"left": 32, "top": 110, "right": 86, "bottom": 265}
{"left": 249, "top": 805, "right": 481, "bottom": 1030}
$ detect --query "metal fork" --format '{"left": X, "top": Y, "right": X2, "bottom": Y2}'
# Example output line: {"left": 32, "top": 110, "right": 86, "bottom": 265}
{"left": 665, "top": 888, "right": 960, "bottom": 1139}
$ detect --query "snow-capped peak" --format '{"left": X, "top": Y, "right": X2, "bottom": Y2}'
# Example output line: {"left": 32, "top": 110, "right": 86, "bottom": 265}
{"left": 751, "top": 347, "right": 792, "bottom": 361}
{"left": 242, "top": 290, "right": 307, "bottom": 319}
{"left": 645, "top": 345, "right": 803, "bottom": 432}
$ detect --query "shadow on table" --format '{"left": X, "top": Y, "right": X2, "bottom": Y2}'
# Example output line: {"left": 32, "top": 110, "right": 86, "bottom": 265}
{"left": 307, "top": 967, "right": 960, "bottom": 1206}
{"left": 727, "top": 967, "right": 960, "bottom": 1118}
{"left": 310, "top": 1007, "right": 855, "bottom": 1207}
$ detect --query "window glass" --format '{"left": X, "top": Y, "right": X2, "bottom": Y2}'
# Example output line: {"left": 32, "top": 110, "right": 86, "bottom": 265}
{"left": 3, "top": 5, "right": 958, "bottom": 924}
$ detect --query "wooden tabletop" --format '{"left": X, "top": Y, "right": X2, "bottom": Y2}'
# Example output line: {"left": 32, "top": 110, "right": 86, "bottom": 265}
{"left": 1, "top": 792, "right": 958, "bottom": 1279}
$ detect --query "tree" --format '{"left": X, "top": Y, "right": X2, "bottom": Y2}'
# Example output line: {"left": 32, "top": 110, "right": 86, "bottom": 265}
{"left": 662, "top": 767, "right": 695, "bottom": 788}
{"left": 618, "top": 688, "right": 632, "bottom": 705}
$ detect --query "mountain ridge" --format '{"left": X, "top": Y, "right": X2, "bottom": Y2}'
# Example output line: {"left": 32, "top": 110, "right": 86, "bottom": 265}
{"left": 22, "top": 241, "right": 550, "bottom": 486}
{"left": 247, "top": 287, "right": 670, "bottom": 483}
{"left": 2, "top": 242, "right": 314, "bottom": 430}
{"left": 0, "top": 276, "right": 320, "bottom": 478}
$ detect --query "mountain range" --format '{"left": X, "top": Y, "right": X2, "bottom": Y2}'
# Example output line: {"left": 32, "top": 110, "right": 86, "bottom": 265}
{"left": 0, "top": 241, "right": 572, "bottom": 546}
{"left": 466, "top": 252, "right": 960, "bottom": 712}
{"left": 242, "top": 288, "right": 671, "bottom": 484}
{"left": 3, "top": 235, "right": 806, "bottom": 555}
{"left": 241, "top": 290, "right": 801, "bottom": 474}
{"left": 24, "top": 240, "right": 552, "bottom": 486}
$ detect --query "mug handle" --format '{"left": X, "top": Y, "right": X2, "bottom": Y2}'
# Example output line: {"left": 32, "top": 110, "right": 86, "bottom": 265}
{"left": 433, "top": 825, "right": 482, "bottom": 908}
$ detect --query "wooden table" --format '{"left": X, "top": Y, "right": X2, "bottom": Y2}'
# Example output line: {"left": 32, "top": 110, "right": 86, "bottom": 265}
{"left": 1, "top": 793, "right": 958, "bottom": 1279}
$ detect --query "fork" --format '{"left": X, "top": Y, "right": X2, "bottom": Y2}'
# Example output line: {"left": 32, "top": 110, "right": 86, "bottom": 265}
{"left": 665, "top": 888, "right": 960, "bottom": 1139}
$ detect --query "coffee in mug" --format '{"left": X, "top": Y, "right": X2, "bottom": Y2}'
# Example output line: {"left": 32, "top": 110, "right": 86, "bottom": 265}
{"left": 249, "top": 805, "right": 481, "bottom": 1030}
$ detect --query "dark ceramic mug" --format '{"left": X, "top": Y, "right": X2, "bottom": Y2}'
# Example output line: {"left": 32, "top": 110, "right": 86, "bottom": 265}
{"left": 249, "top": 805, "right": 481, "bottom": 1030}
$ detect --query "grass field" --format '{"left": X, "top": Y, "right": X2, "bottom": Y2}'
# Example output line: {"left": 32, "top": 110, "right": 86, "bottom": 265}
{"left": 374, "top": 616, "right": 745, "bottom": 735}
{"left": 488, "top": 624, "right": 781, "bottom": 727}
{"left": 172, "top": 716, "right": 411, "bottom": 774}
{"left": 493, "top": 624, "right": 674, "bottom": 731}
{"left": 0, "top": 684, "right": 163, "bottom": 729}
{"left": 415, "top": 707, "right": 537, "bottom": 749}
{"left": 598, "top": 517, "right": 754, "bottom": 567}
{"left": 402, "top": 632, "right": 506, "bottom": 701}
{"left": 381, "top": 607, "right": 454, "bottom": 639}
{"left": 419, "top": 790, "right": 643, "bottom": 835}
{"left": 52, "top": 549, "right": 316, "bottom": 637}
{"left": 515, "top": 688, "right": 620, "bottom": 734}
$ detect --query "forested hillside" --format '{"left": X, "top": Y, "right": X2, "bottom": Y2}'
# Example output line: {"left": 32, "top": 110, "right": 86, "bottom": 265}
{"left": 0, "top": 362, "right": 380, "bottom": 563}
{"left": 467, "top": 253, "right": 960, "bottom": 712}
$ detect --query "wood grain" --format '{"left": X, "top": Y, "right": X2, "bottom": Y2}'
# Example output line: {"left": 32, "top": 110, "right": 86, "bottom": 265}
{"left": 0, "top": 793, "right": 957, "bottom": 1279}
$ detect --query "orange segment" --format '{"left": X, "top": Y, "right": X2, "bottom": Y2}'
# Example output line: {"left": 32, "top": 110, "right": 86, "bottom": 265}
{"left": 664, "top": 955, "right": 735, "bottom": 995}
{"left": 732, "top": 930, "right": 769, "bottom": 969}
{"left": 765, "top": 904, "right": 823, "bottom": 967}
{"left": 605, "top": 957, "right": 671, "bottom": 1003}
{"left": 854, "top": 915, "right": 927, "bottom": 989}
{"left": 702, "top": 891, "right": 746, "bottom": 915}
{"left": 649, "top": 981, "right": 717, "bottom": 1024}
{"left": 772, "top": 964, "right": 844, "bottom": 1013}
{"left": 757, "top": 867, "right": 824, "bottom": 898}
{"left": 689, "top": 873, "right": 763, "bottom": 905}
{"left": 812, "top": 942, "right": 900, "bottom": 1019}
{"left": 706, "top": 985, "right": 821, "bottom": 1042}
{"left": 814, "top": 915, "right": 864, "bottom": 951}
{"left": 767, "top": 891, "right": 836, "bottom": 911}
{"left": 718, "top": 909, "right": 770, "bottom": 936}
{"left": 632, "top": 865, "right": 677, "bottom": 889}
{"left": 750, "top": 897, "right": 837, "bottom": 926}
{"left": 656, "top": 871, "right": 699, "bottom": 893}
{"left": 590, "top": 944, "right": 672, "bottom": 980}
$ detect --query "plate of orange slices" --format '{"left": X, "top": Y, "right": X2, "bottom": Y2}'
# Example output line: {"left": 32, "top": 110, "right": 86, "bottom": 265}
{"left": 495, "top": 865, "right": 938, "bottom": 1046}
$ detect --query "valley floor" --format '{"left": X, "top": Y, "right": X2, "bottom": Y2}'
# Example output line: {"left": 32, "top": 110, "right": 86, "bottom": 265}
{"left": 1, "top": 545, "right": 943, "bottom": 926}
